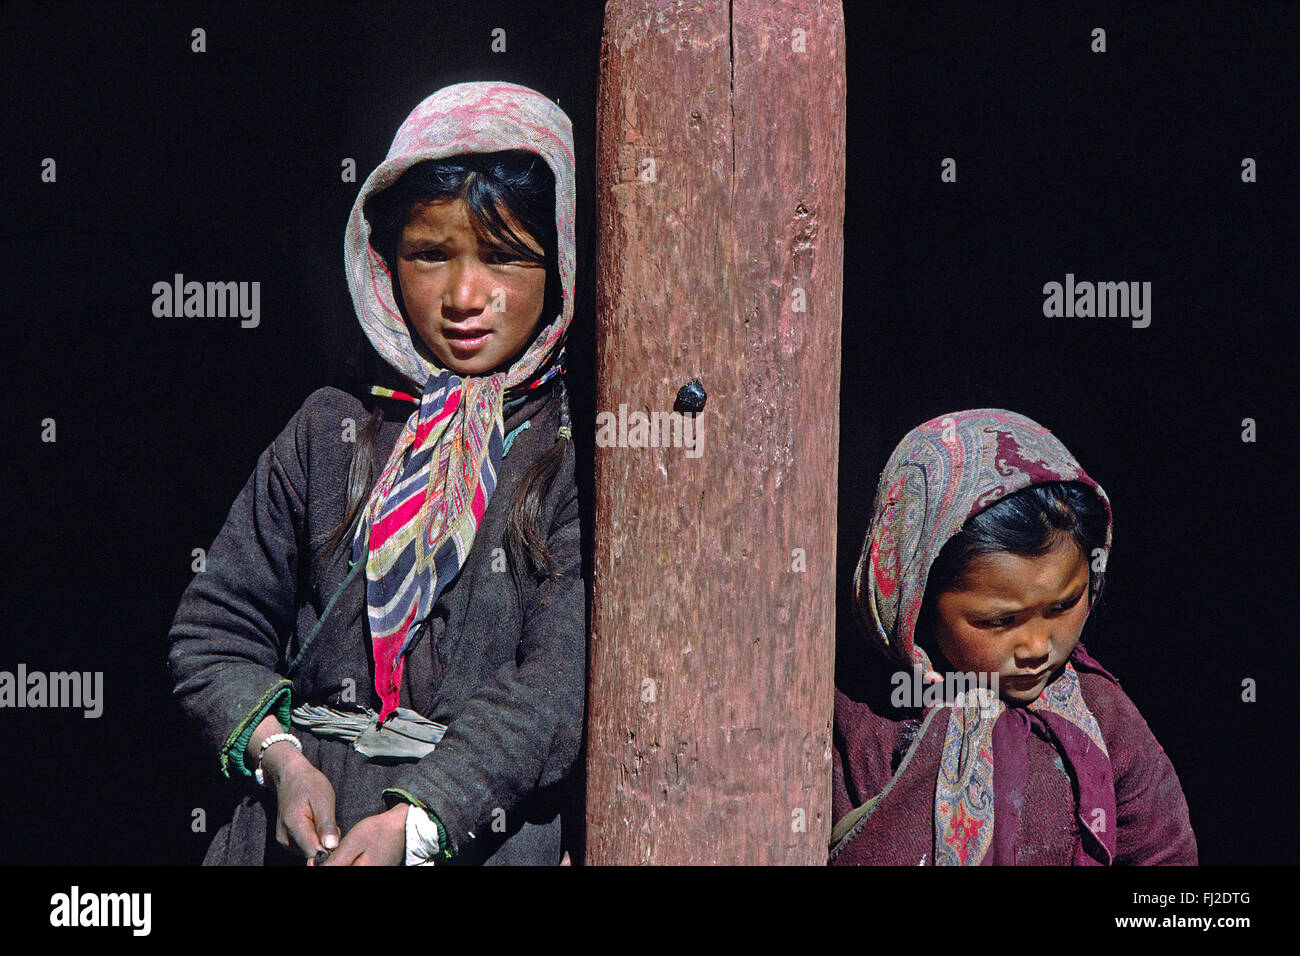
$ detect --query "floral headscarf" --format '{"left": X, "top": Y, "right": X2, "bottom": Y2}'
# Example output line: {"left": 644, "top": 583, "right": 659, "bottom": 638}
{"left": 342, "top": 82, "right": 575, "bottom": 722}
{"left": 853, "top": 409, "right": 1118, "bottom": 865}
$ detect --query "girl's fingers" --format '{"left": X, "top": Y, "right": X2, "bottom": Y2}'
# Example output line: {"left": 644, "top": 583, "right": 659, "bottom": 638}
{"left": 310, "top": 782, "right": 340, "bottom": 849}
{"left": 316, "top": 818, "right": 341, "bottom": 850}
{"left": 285, "top": 808, "right": 323, "bottom": 858}
{"left": 321, "top": 839, "right": 362, "bottom": 866}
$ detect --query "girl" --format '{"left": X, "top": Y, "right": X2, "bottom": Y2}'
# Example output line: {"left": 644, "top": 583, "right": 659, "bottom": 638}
{"left": 167, "top": 82, "right": 584, "bottom": 866}
{"left": 830, "top": 409, "right": 1196, "bottom": 865}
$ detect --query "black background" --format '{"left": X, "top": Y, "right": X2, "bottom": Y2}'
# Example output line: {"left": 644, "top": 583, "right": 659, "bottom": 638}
{"left": 2, "top": 0, "right": 1296, "bottom": 868}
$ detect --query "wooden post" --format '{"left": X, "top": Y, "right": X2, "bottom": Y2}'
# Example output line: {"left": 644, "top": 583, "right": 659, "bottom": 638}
{"left": 586, "top": 0, "right": 845, "bottom": 864}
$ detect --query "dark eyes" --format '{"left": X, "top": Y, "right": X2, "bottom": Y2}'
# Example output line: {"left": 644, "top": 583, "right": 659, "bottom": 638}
{"left": 975, "top": 594, "right": 1083, "bottom": 629}
{"left": 1053, "top": 593, "right": 1084, "bottom": 615}
{"left": 413, "top": 248, "right": 522, "bottom": 264}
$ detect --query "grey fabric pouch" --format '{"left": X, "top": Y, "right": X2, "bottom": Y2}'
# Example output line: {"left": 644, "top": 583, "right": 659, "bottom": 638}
{"left": 291, "top": 702, "right": 447, "bottom": 761}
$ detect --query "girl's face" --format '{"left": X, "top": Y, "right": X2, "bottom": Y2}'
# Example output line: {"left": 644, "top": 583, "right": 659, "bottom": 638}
{"left": 395, "top": 196, "right": 548, "bottom": 376}
{"left": 929, "top": 535, "right": 1092, "bottom": 705}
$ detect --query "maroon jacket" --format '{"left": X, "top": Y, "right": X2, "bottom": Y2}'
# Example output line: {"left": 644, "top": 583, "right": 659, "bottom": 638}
{"left": 831, "top": 658, "right": 1197, "bottom": 865}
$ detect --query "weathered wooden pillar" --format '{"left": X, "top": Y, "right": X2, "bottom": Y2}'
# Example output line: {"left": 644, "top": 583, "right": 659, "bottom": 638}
{"left": 586, "top": 0, "right": 845, "bottom": 864}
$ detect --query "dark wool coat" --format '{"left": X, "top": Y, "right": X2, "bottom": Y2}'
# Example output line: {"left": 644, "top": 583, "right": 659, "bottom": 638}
{"left": 167, "top": 379, "right": 584, "bottom": 865}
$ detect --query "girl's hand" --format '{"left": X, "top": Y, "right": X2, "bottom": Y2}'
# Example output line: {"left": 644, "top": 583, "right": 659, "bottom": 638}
{"left": 320, "top": 804, "right": 408, "bottom": 866}
{"left": 262, "top": 746, "right": 340, "bottom": 861}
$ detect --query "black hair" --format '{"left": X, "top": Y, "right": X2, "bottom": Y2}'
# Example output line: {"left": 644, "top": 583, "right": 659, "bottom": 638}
{"left": 926, "top": 482, "right": 1109, "bottom": 603}
{"left": 316, "top": 152, "right": 570, "bottom": 590}
{"left": 913, "top": 482, "right": 1110, "bottom": 654}
{"left": 363, "top": 151, "right": 562, "bottom": 335}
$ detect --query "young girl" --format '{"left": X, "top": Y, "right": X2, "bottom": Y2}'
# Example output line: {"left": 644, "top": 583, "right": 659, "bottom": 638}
{"left": 167, "top": 82, "right": 584, "bottom": 866}
{"left": 830, "top": 409, "right": 1196, "bottom": 865}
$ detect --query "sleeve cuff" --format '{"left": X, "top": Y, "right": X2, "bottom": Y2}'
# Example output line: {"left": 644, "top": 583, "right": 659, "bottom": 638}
{"left": 220, "top": 680, "right": 293, "bottom": 779}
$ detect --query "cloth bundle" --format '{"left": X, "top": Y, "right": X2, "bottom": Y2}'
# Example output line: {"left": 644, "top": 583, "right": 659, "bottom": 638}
{"left": 291, "top": 702, "right": 447, "bottom": 761}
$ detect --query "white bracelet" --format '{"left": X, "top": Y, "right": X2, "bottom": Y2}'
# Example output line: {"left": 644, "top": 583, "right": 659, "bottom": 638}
{"left": 254, "top": 732, "right": 302, "bottom": 786}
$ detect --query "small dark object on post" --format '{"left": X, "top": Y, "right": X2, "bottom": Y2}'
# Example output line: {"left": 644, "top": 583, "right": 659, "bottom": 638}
{"left": 674, "top": 379, "right": 707, "bottom": 414}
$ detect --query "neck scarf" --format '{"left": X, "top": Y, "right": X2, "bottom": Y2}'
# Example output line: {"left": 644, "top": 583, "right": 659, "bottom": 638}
{"left": 342, "top": 82, "right": 576, "bottom": 722}
{"left": 854, "top": 409, "right": 1118, "bottom": 865}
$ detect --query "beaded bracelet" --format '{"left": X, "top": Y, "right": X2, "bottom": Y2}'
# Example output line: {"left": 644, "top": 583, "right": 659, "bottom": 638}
{"left": 254, "top": 732, "right": 302, "bottom": 786}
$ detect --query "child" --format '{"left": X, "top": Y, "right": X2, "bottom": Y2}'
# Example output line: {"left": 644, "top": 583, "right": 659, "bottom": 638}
{"left": 830, "top": 409, "right": 1196, "bottom": 865}
{"left": 167, "top": 82, "right": 584, "bottom": 866}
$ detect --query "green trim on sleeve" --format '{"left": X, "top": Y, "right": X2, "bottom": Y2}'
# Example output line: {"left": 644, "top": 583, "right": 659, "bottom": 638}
{"left": 383, "top": 786, "right": 428, "bottom": 812}
{"left": 428, "top": 812, "right": 451, "bottom": 861}
{"left": 383, "top": 788, "right": 456, "bottom": 862}
{"left": 220, "top": 679, "right": 293, "bottom": 779}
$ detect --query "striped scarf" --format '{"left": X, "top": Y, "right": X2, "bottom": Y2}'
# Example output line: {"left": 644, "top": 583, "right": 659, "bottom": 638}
{"left": 343, "top": 82, "right": 576, "bottom": 721}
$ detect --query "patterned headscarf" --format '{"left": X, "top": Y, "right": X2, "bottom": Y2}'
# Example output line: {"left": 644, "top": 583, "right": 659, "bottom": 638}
{"left": 853, "top": 409, "right": 1118, "bottom": 865}
{"left": 343, "top": 82, "right": 575, "bottom": 722}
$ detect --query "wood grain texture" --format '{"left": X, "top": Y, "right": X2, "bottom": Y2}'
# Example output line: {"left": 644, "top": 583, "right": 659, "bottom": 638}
{"left": 586, "top": 0, "right": 845, "bottom": 864}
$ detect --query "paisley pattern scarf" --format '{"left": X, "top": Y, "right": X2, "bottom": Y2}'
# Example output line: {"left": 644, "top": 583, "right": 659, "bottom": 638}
{"left": 854, "top": 409, "right": 1118, "bottom": 865}
{"left": 342, "top": 82, "right": 576, "bottom": 722}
